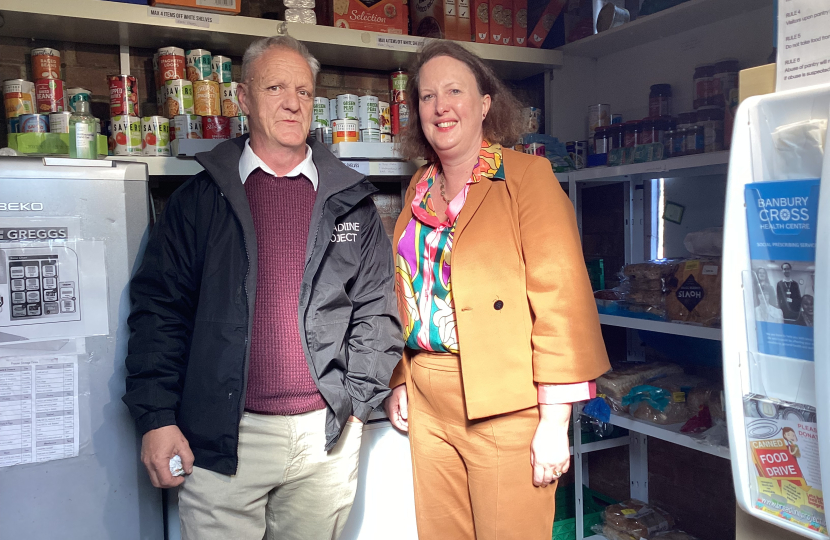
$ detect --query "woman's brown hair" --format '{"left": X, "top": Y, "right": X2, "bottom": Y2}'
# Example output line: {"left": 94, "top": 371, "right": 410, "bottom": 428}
{"left": 397, "top": 40, "right": 525, "bottom": 163}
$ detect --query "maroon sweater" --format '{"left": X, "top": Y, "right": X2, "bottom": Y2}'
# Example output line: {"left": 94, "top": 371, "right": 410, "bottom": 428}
{"left": 243, "top": 169, "right": 326, "bottom": 415}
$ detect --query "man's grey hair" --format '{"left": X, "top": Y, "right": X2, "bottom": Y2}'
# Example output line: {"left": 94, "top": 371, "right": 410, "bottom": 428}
{"left": 241, "top": 35, "right": 321, "bottom": 85}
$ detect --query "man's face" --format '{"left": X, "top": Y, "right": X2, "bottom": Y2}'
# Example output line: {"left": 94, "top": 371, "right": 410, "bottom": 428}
{"left": 238, "top": 48, "right": 314, "bottom": 152}
{"left": 783, "top": 265, "right": 792, "bottom": 278}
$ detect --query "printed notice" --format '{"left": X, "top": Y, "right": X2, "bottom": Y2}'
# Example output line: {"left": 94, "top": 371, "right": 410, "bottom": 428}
{"left": 375, "top": 35, "right": 426, "bottom": 51}
{"left": 147, "top": 7, "right": 217, "bottom": 28}
{"left": 777, "top": 0, "right": 830, "bottom": 91}
{"left": 0, "top": 355, "right": 79, "bottom": 467}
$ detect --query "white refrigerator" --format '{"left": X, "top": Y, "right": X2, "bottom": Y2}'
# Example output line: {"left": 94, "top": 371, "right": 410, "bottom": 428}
{"left": 723, "top": 82, "right": 830, "bottom": 538}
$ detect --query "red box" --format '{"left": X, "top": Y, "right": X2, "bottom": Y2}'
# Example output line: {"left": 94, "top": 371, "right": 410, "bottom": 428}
{"left": 489, "top": 0, "right": 508, "bottom": 44}
{"left": 457, "top": 0, "right": 471, "bottom": 42}
{"left": 473, "top": 0, "right": 489, "bottom": 42}
{"left": 512, "top": 0, "right": 527, "bottom": 46}
{"left": 149, "top": 0, "right": 240, "bottom": 14}
{"left": 411, "top": 0, "right": 456, "bottom": 39}
{"left": 527, "top": 0, "right": 565, "bottom": 48}
{"left": 336, "top": 0, "right": 408, "bottom": 34}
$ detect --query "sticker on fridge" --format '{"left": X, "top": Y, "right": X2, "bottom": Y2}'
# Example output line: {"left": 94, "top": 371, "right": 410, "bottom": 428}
{"left": 745, "top": 180, "right": 819, "bottom": 361}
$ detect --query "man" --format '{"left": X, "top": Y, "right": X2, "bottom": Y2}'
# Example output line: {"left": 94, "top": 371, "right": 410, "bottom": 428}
{"left": 776, "top": 262, "right": 802, "bottom": 322}
{"left": 123, "top": 36, "right": 402, "bottom": 539}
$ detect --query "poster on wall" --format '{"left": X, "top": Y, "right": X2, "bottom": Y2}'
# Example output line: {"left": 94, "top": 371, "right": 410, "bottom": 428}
{"left": 745, "top": 179, "right": 819, "bottom": 361}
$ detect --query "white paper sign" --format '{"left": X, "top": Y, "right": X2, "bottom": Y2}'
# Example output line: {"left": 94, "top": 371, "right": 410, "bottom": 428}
{"left": 147, "top": 7, "right": 217, "bottom": 28}
{"left": 341, "top": 161, "right": 370, "bottom": 175}
{"left": 777, "top": 0, "right": 830, "bottom": 91}
{"left": 375, "top": 35, "right": 427, "bottom": 51}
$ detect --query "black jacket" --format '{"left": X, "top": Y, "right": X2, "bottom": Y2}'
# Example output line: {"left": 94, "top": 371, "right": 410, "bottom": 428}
{"left": 123, "top": 136, "right": 403, "bottom": 475}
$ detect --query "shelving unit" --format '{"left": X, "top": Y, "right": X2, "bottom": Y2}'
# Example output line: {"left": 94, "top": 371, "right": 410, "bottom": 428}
{"left": 598, "top": 314, "right": 722, "bottom": 341}
{"left": 608, "top": 414, "right": 729, "bottom": 460}
{"left": 557, "top": 151, "right": 730, "bottom": 184}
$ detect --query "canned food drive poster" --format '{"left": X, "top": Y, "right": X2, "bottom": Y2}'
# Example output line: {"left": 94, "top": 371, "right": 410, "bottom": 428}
{"left": 745, "top": 396, "right": 826, "bottom": 534}
{"left": 745, "top": 179, "right": 820, "bottom": 361}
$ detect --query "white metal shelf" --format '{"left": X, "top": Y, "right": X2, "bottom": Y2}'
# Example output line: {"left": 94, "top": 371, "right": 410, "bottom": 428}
{"left": 598, "top": 314, "right": 722, "bottom": 341}
{"left": 559, "top": 151, "right": 730, "bottom": 184}
{"left": 557, "top": 0, "right": 769, "bottom": 59}
{"left": 0, "top": 0, "right": 561, "bottom": 79}
{"left": 608, "top": 413, "right": 730, "bottom": 460}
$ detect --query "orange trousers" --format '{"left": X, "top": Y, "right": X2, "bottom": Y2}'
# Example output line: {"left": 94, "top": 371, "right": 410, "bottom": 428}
{"left": 408, "top": 351, "right": 557, "bottom": 540}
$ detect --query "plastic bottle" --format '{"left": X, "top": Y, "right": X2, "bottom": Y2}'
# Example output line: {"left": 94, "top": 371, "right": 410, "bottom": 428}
{"left": 69, "top": 100, "right": 97, "bottom": 159}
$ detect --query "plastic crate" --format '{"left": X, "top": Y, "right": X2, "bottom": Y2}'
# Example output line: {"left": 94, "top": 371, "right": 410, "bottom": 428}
{"left": 553, "top": 485, "right": 615, "bottom": 540}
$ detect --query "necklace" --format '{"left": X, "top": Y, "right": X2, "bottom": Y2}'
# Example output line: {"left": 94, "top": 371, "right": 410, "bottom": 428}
{"left": 438, "top": 172, "right": 452, "bottom": 205}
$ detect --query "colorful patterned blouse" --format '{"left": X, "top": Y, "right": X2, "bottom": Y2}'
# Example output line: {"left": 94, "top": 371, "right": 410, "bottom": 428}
{"left": 396, "top": 141, "right": 504, "bottom": 353}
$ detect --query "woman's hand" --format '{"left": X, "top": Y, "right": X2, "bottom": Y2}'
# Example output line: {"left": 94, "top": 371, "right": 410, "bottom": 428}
{"left": 384, "top": 384, "right": 409, "bottom": 432}
{"left": 531, "top": 403, "right": 572, "bottom": 487}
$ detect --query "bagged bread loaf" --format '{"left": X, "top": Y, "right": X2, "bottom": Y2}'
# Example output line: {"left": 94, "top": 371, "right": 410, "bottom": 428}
{"left": 665, "top": 259, "right": 721, "bottom": 327}
{"left": 596, "top": 363, "right": 684, "bottom": 400}
{"left": 627, "top": 374, "right": 709, "bottom": 425}
{"left": 623, "top": 260, "right": 681, "bottom": 281}
{"left": 604, "top": 500, "right": 675, "bottom": 539}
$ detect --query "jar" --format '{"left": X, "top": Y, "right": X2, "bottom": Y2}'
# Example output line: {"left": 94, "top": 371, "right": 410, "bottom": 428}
{"left": 609, "top": 124, "right": 624, "bottom": 150}
{"left": 594, "top": 125, "right": 611, "bottom": 155}
{"left": 655, "top": 116, "right": 672, "bottom": 146}
{"left": 674, "top": 128, "right": 687, "bottom": 157}
{"left": 693, "top": 64, "right": 715, "bottom": 109}
{"left": 624, "top": 120, "right": 641, "bottom": 148}
{"left": 697, "top": 106, "right": 724, "bottom": 152}
{"left": 713, "top": 59, "right": 740, "bottom": 104}
{"left": 649, "top": 84, "right": 672, "bottom": 117}
{"left": 677, "top": 111, "right": 697, "bottom": 132}
{"left": 640, "top": 117, "right": 655, "bottom": 145}
{"left": 685, "top": 125, "right": 704, "bottom": 155}
{"left": 664, "top": 130, "right": 678, "bottom": 158}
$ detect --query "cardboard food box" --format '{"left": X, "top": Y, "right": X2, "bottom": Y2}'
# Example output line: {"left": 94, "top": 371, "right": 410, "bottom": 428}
{"left": 512, "top": 0, "right": 527, "bottom": 46}
{"left": 457, "top": 0, "right": 471, "bottom": 42}
{"left": 473, "top": 0, "right": 489, "bottom": 42}
{"left": 334, "top": 0, "right": 408, "bottom": 33}
{"left": 411, "top": 0, "right": 457, "bottom": 40}
{"left": 489, "top": 0, "right": 511, "bottom": 45}
{"left": 527, "top": 0, "right": 565, "bottom": 48}
{"left": 149, "top": 0, "right": 241, "bottom": 14}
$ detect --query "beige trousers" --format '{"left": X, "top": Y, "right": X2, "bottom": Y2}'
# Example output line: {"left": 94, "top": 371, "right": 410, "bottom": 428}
{"left": 178, "top": 409, "right": 363, "bottom": 540}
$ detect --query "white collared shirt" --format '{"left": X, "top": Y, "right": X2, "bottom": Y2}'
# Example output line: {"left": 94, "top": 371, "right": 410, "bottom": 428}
{"left": 238, "top": 139, "right": 318, "bottom": 190}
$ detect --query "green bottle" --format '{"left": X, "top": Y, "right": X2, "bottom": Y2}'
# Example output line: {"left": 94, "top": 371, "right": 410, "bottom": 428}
{"left": 69, "top": 100, "right": 97, "bottom": 159}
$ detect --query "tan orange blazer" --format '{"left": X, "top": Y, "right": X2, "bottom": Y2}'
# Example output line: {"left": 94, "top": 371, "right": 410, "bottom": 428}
{"left": 389, "top": 148, "right": 610, "bottom": 420}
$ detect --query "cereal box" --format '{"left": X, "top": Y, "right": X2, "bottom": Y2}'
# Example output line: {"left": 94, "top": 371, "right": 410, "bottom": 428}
{"left": 332, "top": 0, "right": 408, "bottom": 34}
{"left": 489, "top": 0, "right": 511, "bottom": 44}
{"left": 473, "top": 0, "right": 489, "bottom": 42}
{"left": 527, "top": 0, "right": 565, "bottom": 48}
{"left": 512, "top": 0, "right": 527, "bottom": 46}
{"left": 411, "top": 0, "right": 457, "bottom": 40}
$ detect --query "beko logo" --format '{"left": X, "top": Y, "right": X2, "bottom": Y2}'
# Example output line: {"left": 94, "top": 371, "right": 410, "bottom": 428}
{"left": 0, "top": 202, "right": 43, "bottom": 211}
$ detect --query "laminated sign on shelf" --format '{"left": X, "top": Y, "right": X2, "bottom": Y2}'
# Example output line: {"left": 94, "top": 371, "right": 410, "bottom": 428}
{"left": 745, "top": 179, "right": 819, "bottom": 361}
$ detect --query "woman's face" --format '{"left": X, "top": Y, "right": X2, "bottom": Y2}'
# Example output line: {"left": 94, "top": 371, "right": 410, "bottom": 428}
{"left": 758, "top": 268, "right": 767, "bottom": 281}
{"left": 418, "top": 55, "right": 491, "bottom": 163}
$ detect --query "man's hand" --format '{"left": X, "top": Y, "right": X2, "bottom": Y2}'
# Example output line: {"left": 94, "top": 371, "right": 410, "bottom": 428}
{"left": 384, "top": 384, "right": 408, "bottom": 432}
{"left": 531, "top": 403, "right": 571, "bottom": 487}
{"left": 141, "top": 425, "right": 194, "bottom": 488}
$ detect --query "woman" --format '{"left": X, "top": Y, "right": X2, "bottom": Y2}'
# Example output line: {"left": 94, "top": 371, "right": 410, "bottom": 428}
{"left": 384, "top": 41, "right": 610, "bottom": 539}
{"left": 753, "top": 267, "right": 777, "bottom": 308}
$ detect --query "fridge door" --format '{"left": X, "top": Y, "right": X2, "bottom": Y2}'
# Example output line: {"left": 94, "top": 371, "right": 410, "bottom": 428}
{"left": 724, "top": 84, "right": 830, "bottom": 539}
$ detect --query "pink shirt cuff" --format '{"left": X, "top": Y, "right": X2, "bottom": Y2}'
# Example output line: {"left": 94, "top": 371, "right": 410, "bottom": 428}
{"left": 537, "top": 381, "right": 596, "bottom": 404}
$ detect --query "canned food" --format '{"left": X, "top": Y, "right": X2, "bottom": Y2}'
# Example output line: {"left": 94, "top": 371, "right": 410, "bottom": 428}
{"left": 220, "top": 82, "right": 239, "bottom": 117}
{"left": 312, "top": 97, "right": 330, "bottom": 129}
{"left": 332, "top": 119, "right": 359, "bottom": 143}
{"left": 390, "top": 70, "right": 408, "bottom": 103}
{"left": 211, "top": 55, "right": 233, "bottom": 83}
{"left": 391, "top": 102, "right": 409, "bottom": 135}
{"left": 31, "top": 48, "right": 61, "bottom": 80}
{"left": 360, "top": 129, "right": 381, "bottom": 142}
{"left": 35, "top": 78, "right": 65, "bottom": 113}
{"left": 7, "top": 118, "right": 21, "bottom": 134}
{"left": 202, "top": 115, "right": 230, "bottom": 139}
{"left": 108, "top": 74, "right": 139, "bottom": 117}
{"left": 358, "top": 95, "right": 380, "bottom": 130}
{"left": 230, "top": 116, "right": 248, "bottom": 138}
{"left": 186, "top": 49, "right": 212, "bottom": 82}
{"left": 3, "top": 79, "right": 35, "bottom": 118}
{"left": 66, "top": 88, "right": 91, "bottom": 113}
{"left": 329, "top": 98, "right": 338, "bottom": 124}
{"left": 157, "top": 47, "right": 186, "bottom": 82}
{"left": 336, "top": 94, "right": 358, "bottom": 121}
{"left": 164, "top": 79, "right": 194, "bottom": 118}
{"left": 194, "top": 80, "right": 221, "bottom": 116}
{"left": 141, "top": 116, "right": 171, "bottom": 156}
{"left": 20, "top": 114, "right": 49, "bottom": 133}
{"left": 380, "top": 133, "right": 392, "bottom": 143}
{"left": 110, "top": 115, "right": 142, "bottom": 156}
{"left": 379, "top": 101, "right": 391, "bottom": 134}
{"left": 49, "top": 111, "right": 73, "bottom": 134}
{"left": 172, "top": 114, "right": 203, "bottom": 140}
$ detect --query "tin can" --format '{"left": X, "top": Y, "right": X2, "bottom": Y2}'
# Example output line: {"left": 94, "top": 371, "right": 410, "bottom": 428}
{"left": 360, "top": 129, "right": 381, "bottom": 142}
{"left": 220, "top": 82, "right": 239, "bottom": 117}
{"left": 390, "top": 70, "right": 407, "bottom": 103}
{"left": 20, "top": 114, "right": 49, "bottom": 133}
{"left": 332, "top": 119, "right": 359, "bottom": 143}
{"left": 336, "top": 94, "right": 358, "bottom": 121}
{"left": 230, "top": 116, "right": 248, "bottom": 138}
{"left": 141, "top": 116, "right": 171, "bottom": 156}
{"left": 194, "top": 80, "right": 221, "bottom": 116}
{"left": 380, "top": 133, "right": 392, "bottom": 143}
{"left": 391, "top": 102, "right": 409, "bottom": 135}
{"left": 588, "top": 104, "right": 611, "bottom": 140}
{"left": 358, "top": 95, "right": 380, "bottom": 130}
{"left": 158, "top": 47, "right": 186, "bottom": 82}
{"left": 164, "top": 79, "right": 194, "bottom": 118}
{"left": 3, "top": 79, "right": 35, "bottom": 118}
{"left": 211, "top": 55, "right": 233, "bottom": 83}
{"left": 329, "top": 98, "right": 338, "bottom": 124}
{"left": 7, "top": 118, "right": 21, "bottom": 134}
{"left": 314, "top": 126, "right": 333, "bottom": 145}
{"left": 312, "top": 97, "right": 330, "bottom": 129}
{"left": 35, "top": 78, "right": 64, "bottom": 113}
{"left": 202, "top": 115, "right": 230, "bottom": 139}
{"left": 66, "top": 88, "right": 91, "bottom": 113}
{"left": 379, "top": 101, "right": 391, "bottom": 134}
{"left": 172, "top": 114, "right": 203, "bottom": 140}
{"left": 186, "top": 49, "right": 213, "bottom": 82}
{"left": 31, "top": 48, "right": 61, "bottom": 80}
{"left": 48, "top": 111, "right": 73, "bottom": 134}
{"left": 110, "top": 115, "right": 142, "bottom": 156}
{"left": 108, "top": 74, "right": 139, "bottom": 117}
